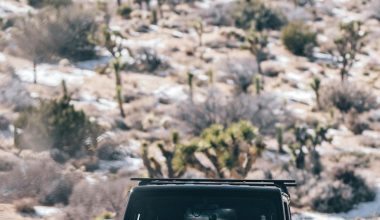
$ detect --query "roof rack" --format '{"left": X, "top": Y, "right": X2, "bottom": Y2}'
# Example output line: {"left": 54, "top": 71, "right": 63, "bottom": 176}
{"left": 131, "top": 178, "right": 296, "bottom": 196}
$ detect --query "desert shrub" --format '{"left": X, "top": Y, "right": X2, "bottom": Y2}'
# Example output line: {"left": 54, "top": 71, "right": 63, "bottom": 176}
{"left": 234, "top": 0, "right": 286, "bottom": 30}
{"left": 346, "top": 112, "right": 370, "bottom": 135}
{"left": 321, "top": 82, "right": 377, "bottom": 114}
{"left": 281, "top": 21, "right": 317, "bottom": 56}
{"left": 0, "top": 155, "right": 16, "bottom": 172}
{"left": 27, "top": 0, "right": 72, "bottom": 8}
{"left": 117, "top": 4, "right": 133, "bottom": 19}
{"left": 371, "top": 1, "right": 380, "bottom": 20}
{"left": 63, "top": 178, "right": 131, "bottom": 220}
{"left": 97, "top": 139, "right": 125, "bottom": 161}
{"left": 311, "top": 167, "right": 375, "bottom": 213}
{"left": 47, "top": 7, "right": 98, "bottom": 61}
{"left": 224, "top": 59, "right": 258, "bottom": 93}
{"left": 0, "top": 160, "right": 64, "bottom": 203}
{"left": 14, "top": 95, "right": 101, "bottom": 160}
{"left": 177, "top": 90, "right": 289, "bottom": 135}
{"left": 14, "top": 198, "right": 36, "bottom": 214}
{"left": 291, "top": 166, "right": 375, "bottom": 213}
{"left": 198, "top": 2, "right": 235, "bottom": 26}
{"left": 130, "top": 47, "right": 169, "bottom": 73}
{"left": 27, "top": 0, "right": 44, "bottom": 7}
{"left": 14, "top": 6, "right": 97, "bottom": 63}
{"left": 40, "top": 175, "right": 77, "bottom": 205}
{"left": 73, "top": 156, "right": 100, "bottom": 172}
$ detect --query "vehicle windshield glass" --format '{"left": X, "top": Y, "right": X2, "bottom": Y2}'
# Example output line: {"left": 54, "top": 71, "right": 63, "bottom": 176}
{"left": 126, "top": 195, "right": 279, "bottom": 220}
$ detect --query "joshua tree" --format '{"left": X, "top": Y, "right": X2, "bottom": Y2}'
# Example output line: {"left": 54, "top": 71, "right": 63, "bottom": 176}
{"left": 206, "top": 69, "right": 214, "bottom": 85}
{"left": 98, "top": 27, "right": 132, "bottom": 117}
{"left": 157, "top": 0, "right": 164, "bottom": 18}
{"left": 141, "top": 121, "right": 265, "bottom": 178}
{"left": 151, "top": 9, "right": 158, "bottom": 24}
{"left": 187, "top": 71, "right": 194, "bottom": 102}
{"left": 193, "top": 20, "right": 204, "bottom": 47}
{"left": 290, "top": 123, "right": 331, "bottom": 175}
{"left": 310, "top": 77, "right": 321, "bottom": 109}
{"left": 181, "top": 121, "right": 266, "bottom": 178}
{"left": 246, "top": 29, "right": 268, "bottom": 74}
{"left": 276, "top": 124, "right": 285, "bottom": 154}
{"left": 113, "top": 58, "right": 126, "bottom": 117}
{"left": 334, "top": 21, "right": 366, "bottom": 82}
{"left": 255, "top": 75, "right": 263, "bottom": 95}
{"left": 141, "top": 132, "right": 186, "bottom": 178}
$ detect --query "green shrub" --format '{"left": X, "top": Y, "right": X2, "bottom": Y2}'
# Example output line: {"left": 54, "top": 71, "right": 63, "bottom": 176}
{"left": 282, "top": 21, "right": 317, "bottom": 56}
{"left": 234, "top": 0, "right": 286, "bottom": 31}
{"left": 14, "top": 95, "right": 100, "bottom": 160}
{"left": 27, "top": 0, "right": 44, "bottom": 7}
{"left": 117, "top": 4, "right": 133, "bottom": 19}
{"left": 27, "top": 0, "right": 72, "bottom": 8}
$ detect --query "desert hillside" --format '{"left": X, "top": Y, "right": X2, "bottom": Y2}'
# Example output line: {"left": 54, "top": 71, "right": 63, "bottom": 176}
{"left": 1, "top": 0, "right": 380, "bottom": 219}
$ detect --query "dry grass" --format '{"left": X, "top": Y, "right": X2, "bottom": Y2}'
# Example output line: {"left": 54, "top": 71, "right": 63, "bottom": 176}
{"left": 63, "top": 178, "right": 131, "bottom": 220}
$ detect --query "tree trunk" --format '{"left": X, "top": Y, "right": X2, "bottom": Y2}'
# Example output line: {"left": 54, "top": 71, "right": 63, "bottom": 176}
{"left": 115, "top": 69, "right": 125, "bottom": 117}
{"left": 33, "top": 61, "right": 37, "bottom": 84}
{"left": 256, "top": 56, "right": 262, "bottom": 75}
{"left": 340, "top": 69, "right": 345, "bottom": 82}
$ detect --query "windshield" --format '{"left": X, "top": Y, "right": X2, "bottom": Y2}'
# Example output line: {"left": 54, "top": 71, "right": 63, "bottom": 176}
{"left": 125, "top": 195, "right": 279, "bottom": 220}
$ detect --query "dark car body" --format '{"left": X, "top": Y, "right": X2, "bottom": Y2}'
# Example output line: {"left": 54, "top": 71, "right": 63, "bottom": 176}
{"left": 123, "top": 179, "right": 294, "bottom": 220}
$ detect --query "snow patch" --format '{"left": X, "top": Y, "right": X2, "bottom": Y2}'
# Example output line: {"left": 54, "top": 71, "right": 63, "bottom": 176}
{"left": 15, "top": 64, "right": 95, "bottom": 87}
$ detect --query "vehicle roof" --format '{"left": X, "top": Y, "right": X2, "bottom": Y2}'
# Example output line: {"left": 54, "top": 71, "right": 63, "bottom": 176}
{"left": 130, "top": 178, "right": 296, "bottom": 197}
{"left": 131, "top": 184, "right": 283, "bottom": 197}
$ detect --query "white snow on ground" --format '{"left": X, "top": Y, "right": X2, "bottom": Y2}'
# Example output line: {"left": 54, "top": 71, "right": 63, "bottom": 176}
{"left": 75, "top": 55, "right": 112, "bottom": 70}
{"left": 0, "top": 52, "right": 6, "bottom": 63}
{"left": 15, "top": 64, "right": 95, "bottom": 87}
{"left": 98, "top": 157, "right": 143, "bottom": 173}
{"left": 279, "top": 90, "right": 315, "bottom": 105}
{"left": 122, "top": 38, "right": 166, "bottom": 49}
{"left": 296, "top": 180, "right": 380, "bottom": 219}
{"left": 34, "top": 206, "right": 61, "bottom": 217}
{"left": 71, "top": 92, "right": 118, "bottom": 111}
{"left": 153, "top": 85, "right": 187, "bottom": 103}
{"left": 0, "top": 1, "right": 33, "bottom": 18}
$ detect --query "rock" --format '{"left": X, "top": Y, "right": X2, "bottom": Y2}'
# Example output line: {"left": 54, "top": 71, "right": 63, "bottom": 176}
{"left": 362, "top": 130, "right": 380, "bottom": 140}
{"left": 283, "top": 72, "right": 306, "bottom": 89}
{"left": 58, "top": 59, "right": 71, "bottom": 68}
{"left": 153, "top": 85, "right": 187, "bottom": 104}
{"left": 369, "top": 109, "right": 380, "bottom": 122}
{"left": 261, "top": 61, "right": 284, "bottom": 77}
{"left": 361, "top": 130, "right": 380, "bottom": 148}
{"left": 136, "top": 24, "right": 151, "bottom": 33}
{"left": 114, "top": 118, "right": 129, "bottom": 130}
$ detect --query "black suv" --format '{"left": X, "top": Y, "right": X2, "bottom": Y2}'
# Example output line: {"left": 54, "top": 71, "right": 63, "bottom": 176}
{"left": 123, "top": 178, "right": 296, "bottom": 220}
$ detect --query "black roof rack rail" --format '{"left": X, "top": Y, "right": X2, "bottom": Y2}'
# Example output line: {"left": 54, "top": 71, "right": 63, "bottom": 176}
{"left": 131, "top": 178, "right": 297, "bottom": 196}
